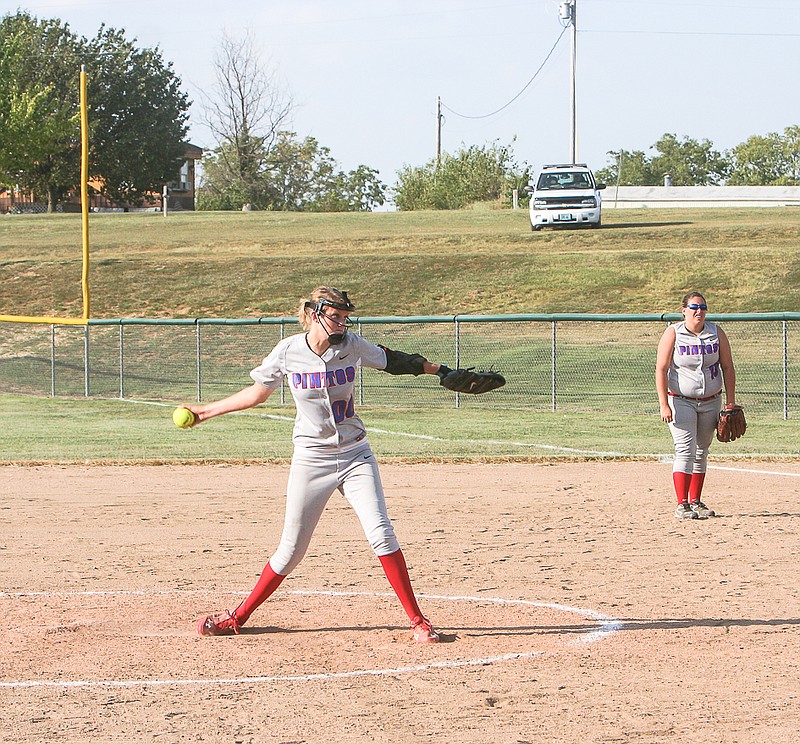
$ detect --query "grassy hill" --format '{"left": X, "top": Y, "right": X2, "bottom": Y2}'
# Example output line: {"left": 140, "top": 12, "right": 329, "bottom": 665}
{"left": 1, "top": 206, "right": 799, "bottom": 319}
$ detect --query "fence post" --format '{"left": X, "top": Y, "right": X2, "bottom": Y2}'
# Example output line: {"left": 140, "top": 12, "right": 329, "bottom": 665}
{"left": 50, "top": 324, "right": 56, "bottom": 397}
{"left": 358, "top": 321, "right": 364, "bottom": 406}
{"left": 84, "top": 325, "right": 90, "bottom": 397}
{"left": 455, "top": 318, "right": 461, "bottom": 409}
{"left": 196, "top": 322, "right": 202, "bottom": 402}
{"left": 783, "top": 320, "right": 789, "bottom": 420}
{"left": 280, "top": 320, "right": 286, "bottom": 405}
{"left": 119, "top": 323, "right": 125, "bottom": 399}
{"left": 551, "top": 320, "right": 557, "bottom": 412}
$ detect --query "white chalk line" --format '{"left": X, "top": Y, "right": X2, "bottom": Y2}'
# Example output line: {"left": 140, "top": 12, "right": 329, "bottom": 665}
{"left": 125, "top": 398, "right": 798, "bottom": 464}
{"left": 706, "top": 465, "right": 800, "bottom": 477}
{"left": 0, "top": 589, "right": 620, "bottom": 689}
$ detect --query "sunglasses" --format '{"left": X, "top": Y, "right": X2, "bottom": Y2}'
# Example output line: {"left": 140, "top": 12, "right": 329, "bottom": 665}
{"left": 686, "top": 303, "right": 708, "bottom": 310}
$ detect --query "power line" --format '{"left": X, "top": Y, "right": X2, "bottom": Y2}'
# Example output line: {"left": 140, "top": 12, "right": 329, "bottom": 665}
{"left": 440, "top": 25, "right": 568, "bottom": 120}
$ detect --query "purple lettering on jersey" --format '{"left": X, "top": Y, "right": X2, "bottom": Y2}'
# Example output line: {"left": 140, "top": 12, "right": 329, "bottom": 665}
{"left": 292, "top": 365, "right": 357, "bottom": 389}
{"left": 677, "top": 342, "right": 719, "bottom": 356}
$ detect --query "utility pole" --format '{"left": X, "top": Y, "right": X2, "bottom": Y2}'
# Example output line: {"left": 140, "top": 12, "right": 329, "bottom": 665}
{"left": 436, "top": 96, "right": 443, "bottom": 166}
{"left": 560, "top": 0, "right": 577, "bottom": 163}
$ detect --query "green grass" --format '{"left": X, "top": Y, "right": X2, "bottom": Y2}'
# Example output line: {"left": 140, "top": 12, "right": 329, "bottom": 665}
{"left": 1, "top": 394, "right": 797, "bottom": 463}
{"left": 2, "top": 207, "right": 800, "bottom": 318}
{"left": 2, "top": 207, "right": 800, "bottom": 463}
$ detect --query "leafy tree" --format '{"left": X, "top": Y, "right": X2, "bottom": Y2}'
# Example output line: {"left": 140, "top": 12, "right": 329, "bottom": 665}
{"left": 394, "top": 141, "right": 526, "bottom": 210}
{"left": 195, "top": 139, "right": 258, "bottom": 210}
{"left": 316, "top": 164, "right": 386, "bottom": 213}
{"left": 0, "top": 12, "right": 83, "bottom": 209}
{"left": 595, "top": 149, "right": 656, "bottom": 186}
{"left": 85, "top": 25, "right": 190, "bottom": 205}
{"left": 727, "top": 126, "right": 800, "bottom": 185}
{"left": 650, "top": 133, "right": 728, "bottom": 185}
{"left": 0, "top": 11, "right": 189, "bottom": 211}
{"left": 596, "top": 135, "right": 728, "bottom": 186}
{"left": 198, "top": 131, "right": 386, "bottom": 212}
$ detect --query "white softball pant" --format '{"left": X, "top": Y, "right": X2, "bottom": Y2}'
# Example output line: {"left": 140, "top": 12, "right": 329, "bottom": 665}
{"left": 269, "top": 442, "right": 400, "bottom": 575}
{"left": 667, "top": 394, "right": 722, "bottom": 474}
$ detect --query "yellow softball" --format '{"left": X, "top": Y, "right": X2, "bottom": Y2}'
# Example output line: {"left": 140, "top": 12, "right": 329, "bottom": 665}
{"left": 172, "top": 407, "right": 196, "bottom": 429}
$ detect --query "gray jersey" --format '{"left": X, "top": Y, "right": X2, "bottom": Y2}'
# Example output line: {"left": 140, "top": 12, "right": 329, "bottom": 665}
{"left": 667, "top": 320, "right": 723, "bottom": 398}
{"left": 250, "top": 333, "right": 387, "bottom": 450}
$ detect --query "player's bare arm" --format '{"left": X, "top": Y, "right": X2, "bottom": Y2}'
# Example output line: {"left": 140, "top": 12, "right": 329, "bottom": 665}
{"left": 655, "top": 326, "right": 676, "bottom": 422}
{"left": 185, "top": 382, "right": 272, "bottom": 424}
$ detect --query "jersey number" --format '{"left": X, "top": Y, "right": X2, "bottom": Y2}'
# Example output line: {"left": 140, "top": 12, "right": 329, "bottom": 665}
{"left": 332, "top": 395, "right": 355, "bottom": 424}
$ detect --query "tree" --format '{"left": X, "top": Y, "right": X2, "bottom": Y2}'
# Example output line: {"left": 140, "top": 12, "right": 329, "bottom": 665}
{"left": 596, "top": 135, "right": 728, "bottom": 186}
{"left": 595, "top": 149, "right": 656, "bottom": 186}
{"left": 85, "top": 25, "right": 190, "bottom": 205}
{"left": 0, "top": 11, "right": 190, "bottom": 211}
{"left": 317, "top": 164, "right": 387, "bottom": 213}
{"left": 200, "top": 32, "right": 293, "bottom": 208}
{"left": 727, "top": 126, "right": 800, "bottom": 185}
{"left": 198, "top": 131, "right": 387, "bottom": 212}
{"left": 199, "top": 33, "right": 387, "bottom": 212}
{"left": 393, "top": 141, "right": 527, "bottom": 210}
{"left": 0, "top": 12, "right": 83, "bottom": 209}
{"left": 650, "top": 133, "right": 728, "bottom": 185}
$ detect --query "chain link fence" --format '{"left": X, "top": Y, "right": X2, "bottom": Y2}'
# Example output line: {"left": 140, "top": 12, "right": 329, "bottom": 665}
{"left": 1, "top": 314, "right": 798, "bottom": 419}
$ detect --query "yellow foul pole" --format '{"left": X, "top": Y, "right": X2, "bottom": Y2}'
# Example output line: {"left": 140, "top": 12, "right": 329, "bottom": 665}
{"left": 80, "top": 65, "right": 90, "bottom": 320}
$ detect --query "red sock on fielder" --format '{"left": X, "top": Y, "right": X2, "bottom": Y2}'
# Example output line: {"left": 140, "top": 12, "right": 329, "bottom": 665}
{"left": 689, "top": 473, "right": 706, "bottom": 503}
{"left": 672, "top": 471, "right": 692, "bottom": 504}
{"left": 379, "top": 548, "right": 424, "bottom": 622}
{"left": 232, "top": 561, "right": 286, "bottom": 626}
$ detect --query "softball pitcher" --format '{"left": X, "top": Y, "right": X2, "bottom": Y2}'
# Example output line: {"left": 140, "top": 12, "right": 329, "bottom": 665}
{"left": 655, "top": 291, "right": 737, "bottom": 520}
{"left": 185, "top": 287, "right": 454, "bottom": 643}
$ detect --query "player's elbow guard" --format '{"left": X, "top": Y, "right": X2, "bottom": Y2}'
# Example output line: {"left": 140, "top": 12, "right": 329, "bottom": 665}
{"left": 379, "top": 345, "right": 427, "bottom": 376}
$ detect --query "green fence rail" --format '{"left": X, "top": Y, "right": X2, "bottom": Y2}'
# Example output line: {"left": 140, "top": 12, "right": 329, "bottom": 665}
{"left": 1, "top": 313, "right": 798, "bottom": 419}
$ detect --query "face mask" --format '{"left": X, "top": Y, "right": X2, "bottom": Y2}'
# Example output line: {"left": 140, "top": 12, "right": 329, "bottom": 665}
{"left": 316, "top": 311, "right": 349, "bottom": 345}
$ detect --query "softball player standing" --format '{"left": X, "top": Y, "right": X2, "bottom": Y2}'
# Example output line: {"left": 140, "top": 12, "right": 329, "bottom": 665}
{"left": 185, "top": 287, "right": 442, "bottom": 642}
{"left": 656, "top": 291, "right": 737, "bottom": 519}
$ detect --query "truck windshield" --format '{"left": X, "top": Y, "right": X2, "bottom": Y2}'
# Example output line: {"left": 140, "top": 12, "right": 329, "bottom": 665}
{"left": 537, "top": 172, "right": 593, "bottom": 190}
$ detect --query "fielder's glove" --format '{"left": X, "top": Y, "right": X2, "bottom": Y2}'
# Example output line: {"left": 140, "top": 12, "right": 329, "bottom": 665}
{"left": 436, "top": 365, "right": 506, "bottom": 395}
{"left": 716, "top": 404, "right": 747, "bottom": 443}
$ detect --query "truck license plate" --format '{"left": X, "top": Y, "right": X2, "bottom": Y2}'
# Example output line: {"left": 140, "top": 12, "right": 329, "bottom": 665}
{"left": 557, "top": 213, "right": 572, "bottom": 221}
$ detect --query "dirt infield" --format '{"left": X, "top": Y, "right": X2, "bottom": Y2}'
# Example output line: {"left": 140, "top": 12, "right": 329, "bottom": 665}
{"left": 2, "top": 461, "right": 799, "bottom": 743}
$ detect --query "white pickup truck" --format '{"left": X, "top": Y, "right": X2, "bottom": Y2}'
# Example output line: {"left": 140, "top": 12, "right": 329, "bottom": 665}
{"left": 528, "top": 164, "right": 606, "bottom": 231}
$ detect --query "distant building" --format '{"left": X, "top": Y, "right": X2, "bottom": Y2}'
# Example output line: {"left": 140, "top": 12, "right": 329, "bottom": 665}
{"left": 0, "top": 142, "right": 203, "bottom": 213}
{"left": 163, "top": 143, "right": 203, "bottom": 211}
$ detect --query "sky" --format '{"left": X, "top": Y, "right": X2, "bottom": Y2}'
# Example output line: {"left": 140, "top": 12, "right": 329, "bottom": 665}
{"left": 12, "top": 0, "right": 800, "bottom": 198}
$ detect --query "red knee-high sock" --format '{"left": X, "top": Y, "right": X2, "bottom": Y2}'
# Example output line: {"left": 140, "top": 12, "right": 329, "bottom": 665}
{"left": 672, "top": 471, "right": 692, "bottom": 504}
{"left": 379, "top": 549, "right": 424, "bottom": 622}
{"left": 689, "top": 473, "right": 706, "bottom": 503}
{"left": 233, "top": 562, "right": 286, "bottom": 626}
